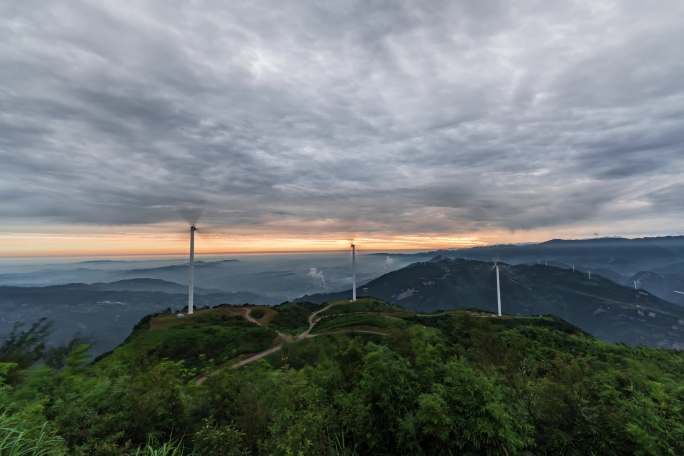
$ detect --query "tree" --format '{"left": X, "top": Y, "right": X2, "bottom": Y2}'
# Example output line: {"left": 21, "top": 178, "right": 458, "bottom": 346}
{"left": 403, "top": 358, "right": 529, "bottom": 455}
{"left": 0, "top": 319, "right": 51, "bottom": 369}
{"left": 193, "top": 419, "right": 248, "bottom": 456}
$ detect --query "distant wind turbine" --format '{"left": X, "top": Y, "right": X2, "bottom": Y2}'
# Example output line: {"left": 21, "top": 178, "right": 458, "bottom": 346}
{"left": 188, "top": 225, "right": 197, "bottom": 314}
{"left": 634, "top": 279, "right": 640, "bottom": 290}
{"left": 351, "top": 241, "right": 357, "bottom": 302}
{"left": 492, "top": 260, "right": 502, "bottom": 317}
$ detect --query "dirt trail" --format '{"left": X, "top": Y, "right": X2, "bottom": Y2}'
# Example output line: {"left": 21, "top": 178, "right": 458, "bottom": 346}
{"left": 243, "top": 307, "right": 262, "bottom": 325}
{"left": 231, "top": 344, "right": 284, "bottom": 369}
{"left": 299, "top": 301, "right": 338, "bottom": 339}
{"left": 313, "top": 329, "right": 388, "bottom": 337}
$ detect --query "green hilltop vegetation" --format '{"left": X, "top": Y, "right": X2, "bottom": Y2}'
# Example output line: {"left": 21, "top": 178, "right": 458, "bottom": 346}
{"left": 2, "top": 297, "right": 684, "bottom": 455}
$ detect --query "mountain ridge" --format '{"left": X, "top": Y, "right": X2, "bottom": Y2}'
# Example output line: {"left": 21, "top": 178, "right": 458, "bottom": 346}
{"left": 299, "top": 256, "right": 684, "bottom": 348}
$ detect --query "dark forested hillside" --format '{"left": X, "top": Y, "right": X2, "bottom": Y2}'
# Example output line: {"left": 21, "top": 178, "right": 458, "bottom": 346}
{"left": 302, "top": 257, "right": 684, "bottom": 348}
{"left": 2, "top": 298, "right": 684, "bottom": 455}
{"left": 0, "top": 282, "right": 277, "bottom": 356}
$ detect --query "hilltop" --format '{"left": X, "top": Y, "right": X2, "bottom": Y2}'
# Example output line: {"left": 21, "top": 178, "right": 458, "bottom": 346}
{"left": 3, "top": 297, "right": 684, "bottom": 455}
{"left": 301, "top": 257, "right": 684, "bottom": 348}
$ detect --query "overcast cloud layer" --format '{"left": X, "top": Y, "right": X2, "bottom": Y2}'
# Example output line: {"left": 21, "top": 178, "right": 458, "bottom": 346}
{"left": 1, "top": 0, "right": 683, "bottom": 244}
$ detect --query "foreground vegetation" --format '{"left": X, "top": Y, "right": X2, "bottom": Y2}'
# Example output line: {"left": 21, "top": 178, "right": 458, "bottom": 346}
{"left": 2, "top": 298, "right": 684, "bottom": 455}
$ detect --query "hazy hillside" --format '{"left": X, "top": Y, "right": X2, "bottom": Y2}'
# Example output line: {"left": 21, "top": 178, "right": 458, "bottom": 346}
{"left": 0, "top": 260, "right": 241, "bottom": 288}
{"left": 375, "top": 237, "right": 684, "bottom": 305}
{"left": 302, "top": 257, "right": 684, "bottom": 348}
{"left": 0, "top": 280, "right": 277, "bottom": 355}
{"left": 628, "top": 270, "right": 684, "bottom": 306}
{"left": 3, "top": 299, "right": 684, "bottom": 454}
{"left": 0, "top": 253, "right": 410, "bottom": 301}
{"left": 381, "top": 236, "right": 684, "bottom": 273}
{"left": 89, "top": 278, "right": 219, "bottom": 294}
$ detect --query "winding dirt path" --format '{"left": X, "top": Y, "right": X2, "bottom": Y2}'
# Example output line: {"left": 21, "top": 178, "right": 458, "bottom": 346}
{"left": 229, "top": 301, "right": 388, "bottom": 370}
{"left": 231, "top": 344, "right": 284, "bottom": 369}
{"left": 196, "top": 302, "right": 390, "bottom": 382}
{"left": 298, "top": 301, "right": 338, "bottom": 339}
{"left": 243, "top": 307, "right": 262, "bottom": 325}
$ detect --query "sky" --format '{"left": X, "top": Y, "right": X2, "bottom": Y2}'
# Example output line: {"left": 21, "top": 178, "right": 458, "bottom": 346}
{"left": 1, "top": 0, "right": 683, "bottom": 256}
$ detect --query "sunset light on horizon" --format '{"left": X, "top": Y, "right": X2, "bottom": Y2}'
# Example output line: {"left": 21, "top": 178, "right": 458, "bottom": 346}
{"left": 1, "top": 225, "right": 667, "bottom": 258}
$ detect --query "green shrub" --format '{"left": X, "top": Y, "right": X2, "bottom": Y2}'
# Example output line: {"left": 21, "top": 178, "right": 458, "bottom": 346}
{"left": 193, "top": 419, "right": 248, "bottom": 455}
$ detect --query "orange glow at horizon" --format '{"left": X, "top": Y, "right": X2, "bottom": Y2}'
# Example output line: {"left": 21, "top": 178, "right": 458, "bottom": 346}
{"left": 0, "top": 231, "right": 502, "bottom": 257}
{"left": 0, "top": 224, "right": 589, "bottom": 257}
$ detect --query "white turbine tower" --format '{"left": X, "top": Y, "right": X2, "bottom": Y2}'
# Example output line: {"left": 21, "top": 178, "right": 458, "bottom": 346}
{"left": 188, "top": 225, "right": 197, "bottom": 314}
{"left": 634, "top": 279, "right": 640, "bottom": 290}
{"left": 492, "top": 260, "right": 502, "bottom": 317}
{"left": 351, "top": 241, "right": 357, "bottom": 302}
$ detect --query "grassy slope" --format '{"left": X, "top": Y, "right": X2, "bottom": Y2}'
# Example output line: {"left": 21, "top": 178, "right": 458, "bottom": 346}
{"left": 99, "top": 307, "right": 278, "bottom": 369}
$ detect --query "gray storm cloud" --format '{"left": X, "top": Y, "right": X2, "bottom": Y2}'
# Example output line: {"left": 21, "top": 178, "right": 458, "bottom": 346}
{"left": 0, "top": 0, "right": 683, "bottom": 238}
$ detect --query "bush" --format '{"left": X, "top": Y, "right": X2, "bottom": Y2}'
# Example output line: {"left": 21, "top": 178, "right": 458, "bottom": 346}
{"left": 193, "top": 419, "right": 248, "bottom": 455}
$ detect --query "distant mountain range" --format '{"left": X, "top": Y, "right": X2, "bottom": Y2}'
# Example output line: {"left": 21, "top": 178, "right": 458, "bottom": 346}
{"left": 0, "top": 257, "right": 349, "bottom": 300}
{"left": 89, "top": 278, "right": 221, "bottom": 294}
{"left": 120, "top": 259, "right": 239, "bottom": 275}
{"left": 0, "top": 259, "right": 241, "bottom": 287}
{"left": 374, "top": 236, "right": 684, "bottom": 306}
{"left": 300, "top": 256, "right": 684, "bottom": 349}
{"left": 376, "top": 236, "right": 684, "bottom": 272}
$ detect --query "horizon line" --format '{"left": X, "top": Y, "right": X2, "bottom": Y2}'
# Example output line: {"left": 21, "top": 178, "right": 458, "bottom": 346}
{"left": 2, "top": 233, "right": 682, "bottom": 259}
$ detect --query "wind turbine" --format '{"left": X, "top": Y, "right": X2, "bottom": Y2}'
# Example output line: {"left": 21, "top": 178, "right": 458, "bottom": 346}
{"left": 634, "top": 279, "right": 641, "bottom": 290}
{"left": 188, "top": 225, "right": 197, "bottom": 314}
{"left": 351, "top": 241, "right": 357, "bottom": 302}
{"left": 492, "top": 260, "right": 502, "bottom": 317}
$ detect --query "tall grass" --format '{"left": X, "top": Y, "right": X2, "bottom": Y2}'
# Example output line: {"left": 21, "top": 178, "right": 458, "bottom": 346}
{"left": 131, "top": 439, "right": 185, "bottom": 456}
{"left": 0, "top": 413, "right": 186, "bottom": 456}
{"left": 0, "top": 414, "right": 66, "bottom": 456}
